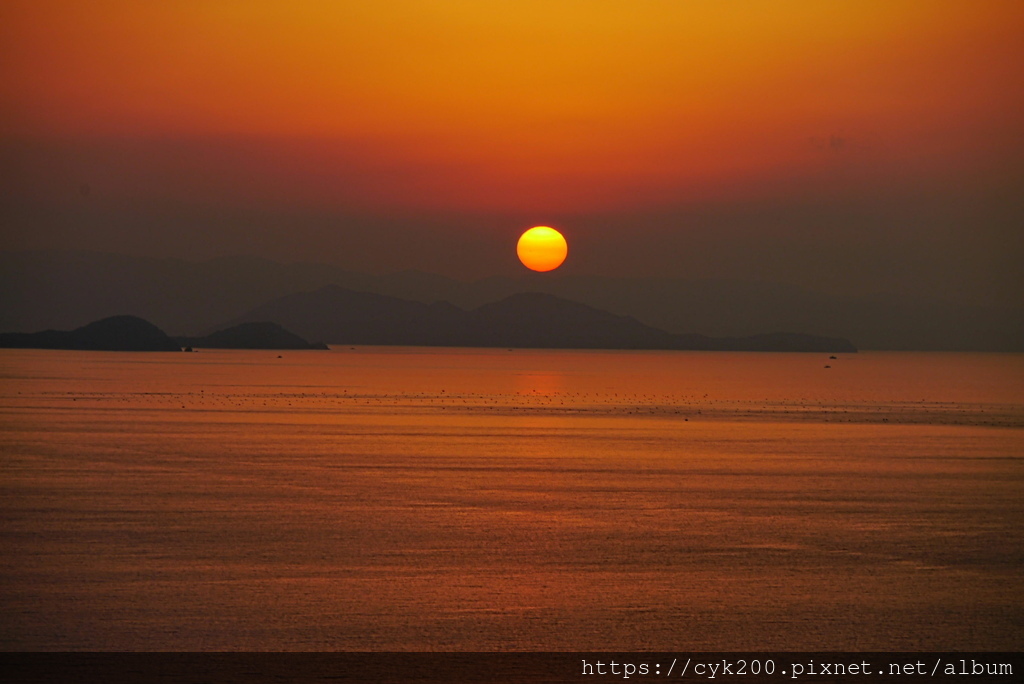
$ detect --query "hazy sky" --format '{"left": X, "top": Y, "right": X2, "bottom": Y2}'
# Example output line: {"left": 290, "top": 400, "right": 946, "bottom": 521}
{"left": 2, "top": 1, "right": 1021, "bottom": 305}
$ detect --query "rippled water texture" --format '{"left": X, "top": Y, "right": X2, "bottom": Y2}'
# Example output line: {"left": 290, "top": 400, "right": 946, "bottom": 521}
{"left": 1, "top": 348, "right": 1021, "bottom": 650}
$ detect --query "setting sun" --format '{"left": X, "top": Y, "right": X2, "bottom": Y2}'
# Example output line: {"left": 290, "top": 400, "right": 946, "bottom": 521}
{"left": 517, "top": 226, "right": 568, "bottom": 272}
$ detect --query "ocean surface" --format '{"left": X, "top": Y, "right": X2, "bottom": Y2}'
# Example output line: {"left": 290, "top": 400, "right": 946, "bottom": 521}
{"left": 1, "top": 347, "right": 1021, "bottom": 651}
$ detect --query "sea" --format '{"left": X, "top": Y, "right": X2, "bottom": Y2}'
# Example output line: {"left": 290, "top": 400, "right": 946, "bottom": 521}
{"left": 0, "top": 347, "right": 1021, "bottom": 651}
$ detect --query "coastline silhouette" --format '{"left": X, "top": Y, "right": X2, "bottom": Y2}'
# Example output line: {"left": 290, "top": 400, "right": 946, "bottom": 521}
{"left": 0, "top": 290, "right": 855, "bottom": 353}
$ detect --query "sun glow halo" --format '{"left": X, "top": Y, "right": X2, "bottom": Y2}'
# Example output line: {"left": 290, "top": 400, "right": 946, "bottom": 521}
{"left": 517, "top": 226, "right": 567, "bottom": 272}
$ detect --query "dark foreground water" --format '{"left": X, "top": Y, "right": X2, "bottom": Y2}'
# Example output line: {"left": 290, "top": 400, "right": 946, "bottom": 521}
{"left": 1, "top": 348, "right": 1021, "bottom": 650}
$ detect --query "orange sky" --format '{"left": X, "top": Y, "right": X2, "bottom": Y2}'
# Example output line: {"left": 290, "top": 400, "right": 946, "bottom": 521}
{"left": 3, "top": 0, "right": 1022, "bottom": 213}
{"left": 1, "top": 1, "right": 1021, "bottom": 305}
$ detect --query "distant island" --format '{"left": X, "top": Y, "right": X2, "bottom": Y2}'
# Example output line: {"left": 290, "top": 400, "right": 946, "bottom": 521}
{"left": 176, "top": 322, "right": 327, "bottom": 350}
{"left": 227, "top": 286, "right": 858, "bottom": 352}
{"left": 0, "top": 290, "right": 857, "bottom": 353}
{"left": 0, "top": 316, "right": 324, "bottom": 352}
{"left": 0, "top": 315, "right": 182, "bottom": 351}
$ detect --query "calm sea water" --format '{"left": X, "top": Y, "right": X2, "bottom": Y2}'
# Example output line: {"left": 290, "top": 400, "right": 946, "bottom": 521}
{"left": 1, "top": 348, "right": 1021, "bottom": 650}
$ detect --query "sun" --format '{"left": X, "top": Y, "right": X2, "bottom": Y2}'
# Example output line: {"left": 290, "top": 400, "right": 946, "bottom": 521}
{"left": 517, "top": 226, "right": 567, "bottom": 272}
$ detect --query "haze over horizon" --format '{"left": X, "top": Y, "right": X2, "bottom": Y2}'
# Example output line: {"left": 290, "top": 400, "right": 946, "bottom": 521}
{"left": 2, "top": 1, "right": 1022, "bottom": 309}
{"left": 2, "top": 248, "right": 1021, "bottom": 351}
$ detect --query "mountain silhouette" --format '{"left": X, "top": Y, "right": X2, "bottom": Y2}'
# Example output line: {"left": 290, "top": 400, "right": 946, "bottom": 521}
{"left": 228, "top": 285, "right": 857, "bottom": 352}
{"left": 4, "top": 250, "right": 1021, "bottom": 350}
{"left": 0, "top": 315, "right": 181, "bottom": 351}
{"left": 176, "top": 322, "right": 327, "bottom": 350}
{"left": 465, "top": 292, "right": 679, "bottom": 349}
{"left": 228, "top": 285, "right": 467, "bottom": 346}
